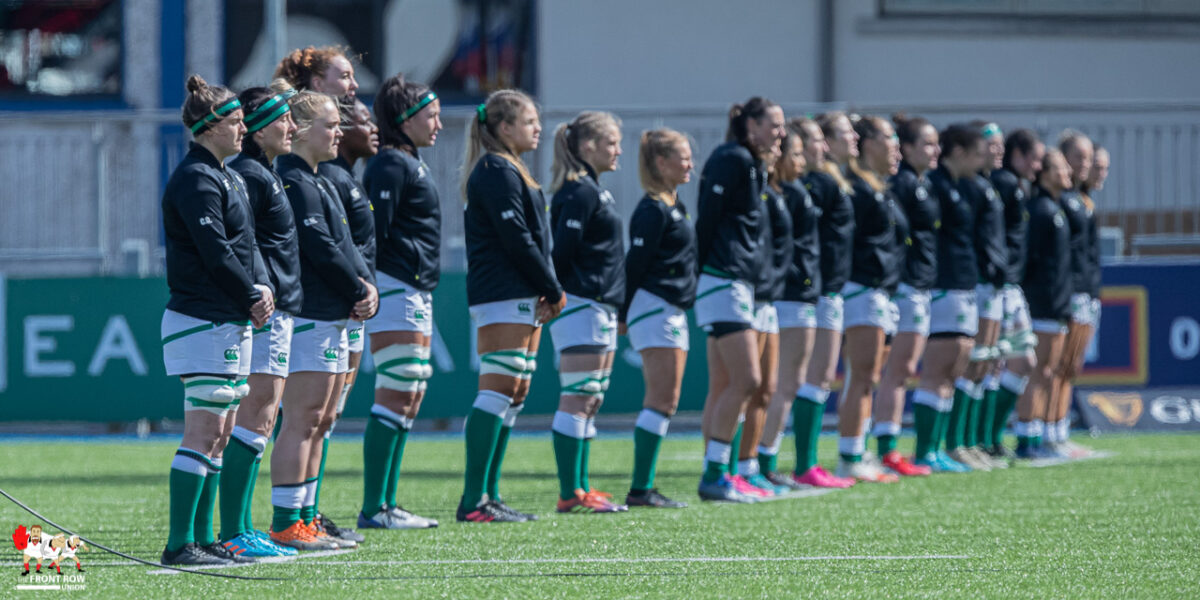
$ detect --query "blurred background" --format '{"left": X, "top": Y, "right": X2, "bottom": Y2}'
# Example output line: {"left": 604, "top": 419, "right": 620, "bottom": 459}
{"left": 1, "top": 0, "right": 1198, "bottom": 426}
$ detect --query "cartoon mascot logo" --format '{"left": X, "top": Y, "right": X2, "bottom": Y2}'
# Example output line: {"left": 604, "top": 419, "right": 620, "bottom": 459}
{"left": 13, "top": 525, "right": 87, "bottom": 575}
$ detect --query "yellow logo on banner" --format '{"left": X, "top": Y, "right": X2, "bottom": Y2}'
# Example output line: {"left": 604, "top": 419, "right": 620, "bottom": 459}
{"left": 1087, "top": 392, "right": 1143, "bottom": 426}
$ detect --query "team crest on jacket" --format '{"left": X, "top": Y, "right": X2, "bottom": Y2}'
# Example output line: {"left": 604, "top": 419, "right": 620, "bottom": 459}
{"left": 915, "top": 186, "right": 928, "bottom": 201}
{"left": 599, "top": 190, "right": 614, "bottom": 205}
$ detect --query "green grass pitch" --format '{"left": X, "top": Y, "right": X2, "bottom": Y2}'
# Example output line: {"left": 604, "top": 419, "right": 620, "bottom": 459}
{"left": 2, "top": 433, "right": 1197, "bottom": 598}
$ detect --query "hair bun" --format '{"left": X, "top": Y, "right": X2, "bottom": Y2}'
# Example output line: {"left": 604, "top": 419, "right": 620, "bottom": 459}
{"left": 268, "top": 78, "right": 294, "bottom": 95}
{"left": 186, "top": 74, "right": 208, "bottom": 94}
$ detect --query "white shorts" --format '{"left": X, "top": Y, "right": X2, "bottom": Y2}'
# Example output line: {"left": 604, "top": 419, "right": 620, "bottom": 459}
{"left": 1092, "top": 296, "right": 1102, "bottom": 329}
{"left": 930, "top": 289, "right": 979, "bottom": 336}
{"left": 470, "top": 296, "right": 541, "bottom": 329}
{"left": 843, "top": 282, "right": 895, "bottom": 333}
{"left": 1070, "top": 293, "right": 1098, "bottom": 327}
{"left": 694, "top": 273, "right": 754, "bottom": 329}
{"left": 1032, "top": 319, "right": 1068, "bottom": 335}
{"left": 347, "top": 319, "right": 366, "bottom": 353}
{"left": 289, "top": 317, "right": 349, "bottom": 373}
{"left": 1001, "top": 285, "right": 1032, "bottom": 335}
{"left": 251, "top": 311, "right": 294, "bottom": 377}
{"left": 626, "top": 289, "right": 690, "bottom": 352}
{"left": 775, "top": 300, "right": 817, "bottom": 329}
{"left": 816, "top": 293, "right": 845, "bottom": 332}
{"left": 371, "top": 271, "right": 434, "bottom": 337}
{"left": 894, "top": 284, "right": 931, "bottom": 337}
{"left": 161, "top": 309, "right": 252, "bottom": 377}
{"left": 751, "top": 301, "right": 779, "bottom": 334}
{"left": 976, "top": 283, "right": 1004, "bottom": 323}
{"left": 549, "top": 293, "right": 618, "bottom": 353}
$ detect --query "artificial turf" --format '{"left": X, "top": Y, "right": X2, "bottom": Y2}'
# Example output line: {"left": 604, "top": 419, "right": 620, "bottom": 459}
{"left": 1, "top": 432, "right": 1197, "bottom": 598}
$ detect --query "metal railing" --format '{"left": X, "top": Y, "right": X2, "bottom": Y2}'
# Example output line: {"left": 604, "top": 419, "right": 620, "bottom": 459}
{"left": 2, "top": 101, "right": 1198, "bottom": 277}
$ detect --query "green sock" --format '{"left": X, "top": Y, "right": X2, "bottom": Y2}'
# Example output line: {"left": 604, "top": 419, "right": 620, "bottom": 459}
{"left": 632, "top": 427, "right": 664, "bottom": 491}
{"left": 313, "top": 434, "right": 330, "bottom": 516}
{"left": 271, "top": 500, "right": 301, "bottom": 534}
{"left": 361, "top": 414, "right": 399, "bottom": 515}
{"left": 993, "top": 384, "right": 1020, "bottom": 446}
{"left": 218, "top": 438, "right": 256, "bottom": 540}
{"left": 979, "top": 387, "right": 998, "bottom": 448}
{"left": 913, "top": 403, "right": 939, "bottom": 457}
{"left": 758, "top": 451, "right": 778, "bottom": 476}
{"left": 965, "top": 393, "right": 981, "bottom": 448}
{"left": 461, "top": 402, "right": 506, "bottom": 510}
{"left": 166, "top": 455, "right": 207, "bottom": 552}
{"left": 946, "top": 387, "right": 971, "bottom": 450}
{"left": 193, "top": 462, "right": 220, "bottom": 546}
{"left": 300, "top": 478, "right": 317, "bottom": 524}
{"left": 552, "top": 431, "right": 583, "bottom": 500}
{"left": 487, "top": 425, "right": 513, "bottom": 501}
{"left": 386, "top": 426, "right": 409, "bottom": 508}
{"left": 792, "top": 397, "right": 822, "bottom": 474}
{"left": 702, "top": 453, "right": 728, "bottom": 483}
{"left": 877, "top": 434, "right": 898, "bottom": 457}
{"left": 727, "top": 421, "right": 744, "bottom": 475}
{"left": 579, "top": 436, "right": 592, "bottom": 491}
{"left": 632, "top": 410, "right": 669, "bottom": 491}
{"left": 243, "top": 456, "right": 261, "bottom": 533}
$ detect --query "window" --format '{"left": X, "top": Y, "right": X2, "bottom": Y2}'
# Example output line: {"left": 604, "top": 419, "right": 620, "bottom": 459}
{"left": 0, "top": 0, "right": 123, "bottom": 98}
{"left": 224, "top": 0, "right": 536, "bottom": 103}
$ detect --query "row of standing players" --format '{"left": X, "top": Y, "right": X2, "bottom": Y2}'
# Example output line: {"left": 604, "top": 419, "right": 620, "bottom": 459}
{"left": 157, "top": 47, "right": 1109, "bottom": 566}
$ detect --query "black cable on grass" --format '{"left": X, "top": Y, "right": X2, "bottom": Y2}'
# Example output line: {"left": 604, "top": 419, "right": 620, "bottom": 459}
{"left": 0, "top": 487, "right": 283, "bottom": 581}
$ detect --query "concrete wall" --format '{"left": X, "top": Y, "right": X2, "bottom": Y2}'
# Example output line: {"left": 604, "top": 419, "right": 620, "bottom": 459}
{"left": 537, "top": 0, "right": 822, "bottom": 108}
{"left": 832, "top": 0, "right": 1200, "bottom": 106}
{"left": 538, "top": 0, "right": 1200, "bottom": 108}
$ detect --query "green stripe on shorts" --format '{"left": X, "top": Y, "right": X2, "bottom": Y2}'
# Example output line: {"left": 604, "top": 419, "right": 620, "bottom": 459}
{"left": 695, "top": 283, "right": 734, "bottom": 301}
{"left": 378, "top": 288, "right": 408, "bottom": 299}
{"left": 843, "top": 287, "right": 871, "bottom": 301}
{"left": 627, "top": 307, "right": 665, "bottom": 328}
{"left": 293, "top": 322, "right": 316, "bottom": 334}
{"left": 548, "top": 303, "right": 590, "bottom": 324}
{"left": 162, "top": 322, "right": 216, "bottom": 345}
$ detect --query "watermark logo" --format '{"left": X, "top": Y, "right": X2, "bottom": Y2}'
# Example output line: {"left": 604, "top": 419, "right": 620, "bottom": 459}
{"left": 12, "top": 525, "right": 87, "bottom": 592}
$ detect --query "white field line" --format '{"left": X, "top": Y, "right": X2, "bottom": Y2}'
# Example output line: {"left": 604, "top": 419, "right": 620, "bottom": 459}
{"left": 1026, "top": 450, "right": 1116, "bottom": 468}
{"left": 289, "top": 554, "right": 970, "bottom": 567}
{"left": 143, "top": 553, "right": 968, "bottom": 574}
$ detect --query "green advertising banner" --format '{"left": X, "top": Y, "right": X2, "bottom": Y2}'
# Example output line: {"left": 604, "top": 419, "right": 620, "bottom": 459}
{"left": 0, "top": 275, "right": 713, "bottom": 422}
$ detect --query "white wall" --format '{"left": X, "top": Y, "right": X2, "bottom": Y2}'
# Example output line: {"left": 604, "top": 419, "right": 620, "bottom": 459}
{"left": 538, "top": 0, "right": 821, "bottom": 108}
{"left": 538, "top": 0, "right": 1200, "bottom": 109}
{"left": 831, "top": 0, "right": 1200, "bottom": 106}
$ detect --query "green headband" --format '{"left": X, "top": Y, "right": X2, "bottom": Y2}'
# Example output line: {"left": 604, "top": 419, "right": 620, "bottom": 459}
{"left": 476, "top": 103, "right": 487, "bottom": 124}
{"left": 189, "top": 98, "right": 242, "bottom": 135}
{"left": 397, "top": 91, "right": 438, "bottom": 124}
{"left": 982, "top": 123, "right": 1002, "bottom": 139}
{"left": 243, "top": 92, "right": 295, "bottom": 134}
